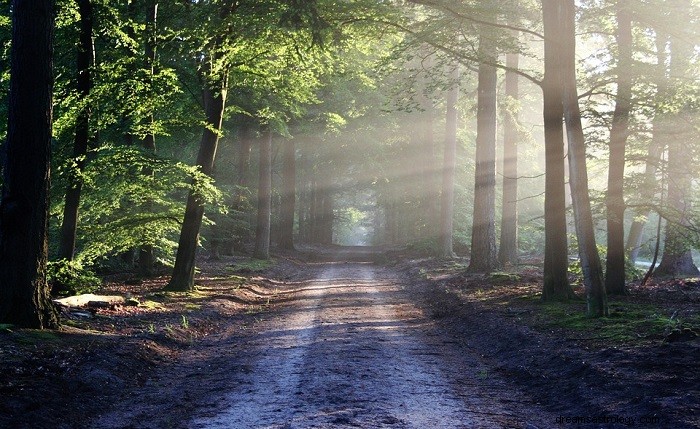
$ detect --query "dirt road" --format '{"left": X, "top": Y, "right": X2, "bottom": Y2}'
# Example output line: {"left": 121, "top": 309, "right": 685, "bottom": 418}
{"left": 97, "top": 256, "right": 550, "bottom": 429}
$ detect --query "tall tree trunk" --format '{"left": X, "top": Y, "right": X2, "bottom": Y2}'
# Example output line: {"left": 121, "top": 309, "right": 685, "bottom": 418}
{"left": 309, "top": 177, "right": 319, "bottom": 243}
{"left": 237, "top": 120, "right": 253, "bottom": 188}
{"left": 605, "top": 0, "right": 632, "bottom": 295}
{"left": 541, "top": 0, "right": 574, "bottom": 301}
{"left": 318, "top": 186, "right": 334, "bottom": 245}
{"left": 561, "top": 0, "right": 608, "bottom": 316}
{"left": 297, "top": 147, "right": 309, "bottom": 243}
{"left": 254, "top": 128, "right": 272, "bottom": 259}
{"left": 278, "top": 139, "right": 296, "bottom": 250}
{"left": 439, "top": 65, "right": 460, "bottom": 258}
{"left": 468, "top": 34, "right": 499, "bottom": 273}
{"left": 56, "top": 0, "right": 93, "bottom": 269}
{"left": 0, "top": 0, "right": 59, "bottom": 329}
{"left": 626, "top": 34, "right": 668, "bottom": 264}
{"left": 418, "top": 51, "right": 438, "bottom": 241}
{"left": 166, "top": 76, "right": 227, "bottom": 291}
{"left": 498, "top": 49, "right": 520, "bottom": 267}
{"left": 421, "top": 99, "right": 438, "bottom": 240}
{"left": 655, "top": 34, "right": 699, "bottom": 276}
{"left": 138, "top": 0, "right": 159, "bottom": 276}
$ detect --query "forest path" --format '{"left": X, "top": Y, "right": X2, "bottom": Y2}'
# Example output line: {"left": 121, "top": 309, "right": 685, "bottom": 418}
{"left": 96, "top": 250, "right": 549, "bottom": 428}
{"left": 193, "top": 262, "right": 494, "bottom": 429}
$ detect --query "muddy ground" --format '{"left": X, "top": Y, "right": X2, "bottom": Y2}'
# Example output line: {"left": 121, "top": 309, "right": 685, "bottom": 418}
{"left": 0, "top": 246, "right": 698, "bottom": 428}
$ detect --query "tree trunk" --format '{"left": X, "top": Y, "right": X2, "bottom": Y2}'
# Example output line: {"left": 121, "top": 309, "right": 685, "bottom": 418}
{"left": 0, "top": 0, "right": 59, "bottom": 329}
{"left": 254, "top": 128, "right": 272, "bottom": 259}
{"left": 561, "top": 0, "right": 608, "bottom": 317}
{"left": 541, "top": 0, "right": 575, "bottom": 301}
{"left": 166, "top": 76, "right": 227, "bottom": 291}
{"left": 626, "top": 34, "right": 668, "bottom": 263}
{"left": 418, "top": 54, "right": 438, "bottom": 241}
{"left": 278, "top": 139, "right": 296, "bottom": 250}
{"left": 654, "top": 30, "right": 699, "bottom": 277}
{"left": 498, "top": 48, "right": 520, "bottom": 267}
{"left": 439, "top": 65, "right": 460, "bottom": 258}
{"left": 138, "top": 0, "right": 159, "bottom": 277}
{"left": 468, "top": 34, "right": 499, "bottom": 273}
{"left": 605, "top": 0, "right": 632, "bottom": 295}
{"left": 56, "top": 0, "right": 93, "bottom": 268}
{"left": 319, "top": 187, "right": 334, "bottom": 245}
{"left": 237, "top": 120, "right": 253, "bottom": 188}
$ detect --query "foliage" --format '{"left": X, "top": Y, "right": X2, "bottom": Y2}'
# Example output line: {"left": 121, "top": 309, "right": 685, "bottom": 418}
{"left": 47, "top": 259, "right": 102, "bottom": 296}
{"left": 50, "top": 145, "right": 224, "bottom": 266}
{"left": 567, "top": 239, "right": 644, "bottom": 283}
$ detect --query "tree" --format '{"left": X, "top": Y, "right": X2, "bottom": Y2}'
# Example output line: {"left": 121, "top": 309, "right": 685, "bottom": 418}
{"left": 541, "top": 0, "right": 575, "bottom": 301}
{"left": 498, "top": 44, "right": 520, "bottom": 267}
{"left": 0, "top": 0, "right": 59, "bottom": 329}
{"left": 625, "top": 33, "right": 667, "bottom": 264}
{"left": 254, "top": 128, "right": 273, "bottom": 259}
{"left": 439, "top": 64, "right": 460, "bottom": 258}
{"left": 278, "top": 138, "right": 296, "bottom": 250}
{"left": 167, "top": 73, "right": 228, "bottom": 291}
{"left": 137, "top": 0, "right": 160, "bottom": 276}
{"left": 561, "top": 0, "right": 607, "bottom": 316}
{"left": 655, "top": 30, "right": 700, "bottom": 277}
{"left": 55, "top": 0, "right": 94, "bottom": 287}
{"left": 467, "top": 31, "right": 499, "bottom": 273}
{"left": 605, "top": 0, "right": 632, "bottom": 295}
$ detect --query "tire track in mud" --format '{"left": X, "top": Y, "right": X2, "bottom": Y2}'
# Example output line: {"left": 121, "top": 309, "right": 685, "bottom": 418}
{"left": 191, "top": 263, "right": 512, "bottom": 429}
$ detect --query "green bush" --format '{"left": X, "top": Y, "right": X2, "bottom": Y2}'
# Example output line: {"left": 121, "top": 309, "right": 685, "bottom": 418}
{"left": 47, "top": 259, "right": 102, "bottom": 296}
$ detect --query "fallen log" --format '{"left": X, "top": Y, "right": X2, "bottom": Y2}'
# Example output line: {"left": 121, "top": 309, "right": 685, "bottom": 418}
{"left": 54, "top": 294, "right": 125, "bottom": 308}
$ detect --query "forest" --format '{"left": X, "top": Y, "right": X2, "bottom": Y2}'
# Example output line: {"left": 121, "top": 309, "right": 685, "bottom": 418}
{"left": 0, "top": 0, "right": 699, "bottom": 428}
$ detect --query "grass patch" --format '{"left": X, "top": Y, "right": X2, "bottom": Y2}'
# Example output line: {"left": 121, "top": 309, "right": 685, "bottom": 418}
{"left": 208, "top": 274, "right": 247, "bottom": 284}
{"left": 184, "top": 302, "right": 202, "bottom": 311}
{"left": 227, "top": 259, "right": 275, "bottom": 273}
{"left": 15, "top": 330, "right": 60, "bottom": 345}
{"left": 537, "top": 301, "right": 694, "bottom": 342}
{"left": 488, "top": 272, "right": 521, "bottom": 284}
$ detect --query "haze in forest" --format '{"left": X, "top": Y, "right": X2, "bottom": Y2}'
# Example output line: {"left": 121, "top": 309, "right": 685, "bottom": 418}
{"left": 0, "top": 0, "right": 699, "bottom": 321}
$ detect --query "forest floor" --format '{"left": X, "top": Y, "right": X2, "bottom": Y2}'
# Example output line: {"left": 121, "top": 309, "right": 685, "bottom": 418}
{"left": 0, "top": 246, "right": 698, "bottom": 428}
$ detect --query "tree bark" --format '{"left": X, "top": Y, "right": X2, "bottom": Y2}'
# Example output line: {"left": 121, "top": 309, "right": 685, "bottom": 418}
{"left": 468, "top": 34, "right": 499, "bottom": 273}
{"left": 138, "top": 0, "right": 159, "bottom": 276}
{"left": 604, "top": 0, "right": 633, "bottom": 295}
{"left": 541, "top": 0, "right": 575, "bottom": 301}
{"left": 254, "top": 128, "right": 273, "bottom": 259}
{"left": 166, "top": 76, "right": 227, "bottom": 291}
{"left": 319, "top": 186, "right": 334, "bottom": 245}
{"left": 626, "top": 34, "right": 668, "bottom": 264}
{"left": 561, "top": 0, "right": 608, "bottom": 316}
{"left": 439, "top": 65, "right": 460, "bottom": 258}
{"left": 418, "top": 53, "right": 438, "bottom": 241}
{"left": 498, "top": 49, "right": 520, "bottom": 267}
{"left": 0, "top": 0, "right": 59, "bottom": 329}
{"left": 56, "top": 0, "right": 93, "bottom": 268}
{"left": 278, "top": 139, "right": 296, "bottom": 250}
{"left": 237, "top": 120, "right": 254, "bottom": 188}
{"left": 654, "top": 28, "right": 699, "bottom": 277}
